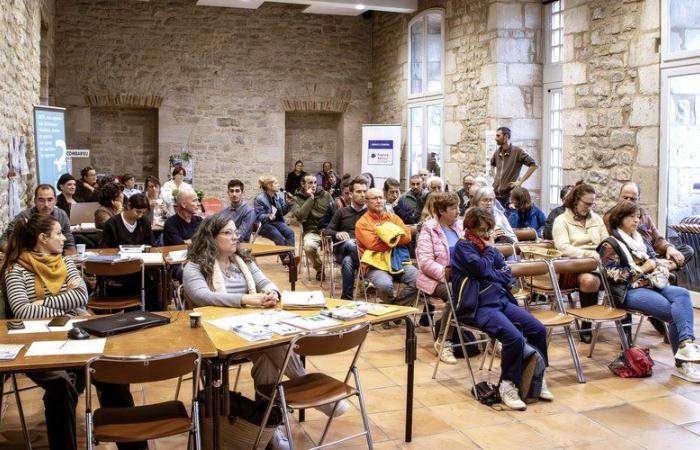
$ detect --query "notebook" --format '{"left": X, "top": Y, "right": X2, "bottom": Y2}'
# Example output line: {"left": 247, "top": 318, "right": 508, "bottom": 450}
{"left": 77, "top": 311, "right": 169, "bottom": 337}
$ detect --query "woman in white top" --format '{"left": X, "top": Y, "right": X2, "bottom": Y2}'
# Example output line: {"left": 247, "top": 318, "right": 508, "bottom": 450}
{"left": 144, "top": 176, "right": 173, "bottom": 225}
{"left": 161, "top": 166, "right": 193, "bottom": 206}
{"left": 471, "top": 187, "right": 518, "bottom": 243}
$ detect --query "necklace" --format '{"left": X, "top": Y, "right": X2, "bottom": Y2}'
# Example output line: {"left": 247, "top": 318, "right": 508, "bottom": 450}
{"left": 221, "top": 261, "right": 239, "bottom": 278}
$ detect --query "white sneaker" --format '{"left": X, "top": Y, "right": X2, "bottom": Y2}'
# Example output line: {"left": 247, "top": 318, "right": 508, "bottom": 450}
{"left": 269, "top": 426, "right": 290, "bottom": 450}
{"left": 434, "top": 339, "right": 457, "bottom": 365}
{"left": 317, "top": 399, "right": 349, "bottom": 417}
{"left": 499, "top": 380, "right": 527, "bottom": 411}
{"left": 673, "top": 362, "right": 700, "bottom": 383}
{"left": 539, "top": 376, "right": 554, "bottom": 401}
{"left": 675, "top": 342, "right": 700, "bottom": 362}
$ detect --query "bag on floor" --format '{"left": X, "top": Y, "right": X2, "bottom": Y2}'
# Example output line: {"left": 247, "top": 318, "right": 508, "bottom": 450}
{"left": 608, "top": 347, "right": 654, "bottom": 378}
{"left": 199, "top": 390, "right": 283, "bottom": 450}
{"left": 519, "top": 343, "right": 546, "bottom": 402}
{"left": 473, "top": 381, "right": 501, "bottom": 406}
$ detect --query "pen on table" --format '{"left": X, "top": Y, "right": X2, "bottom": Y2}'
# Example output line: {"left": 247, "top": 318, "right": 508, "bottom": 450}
{"left": 59, "top": 341, "right": 69, "bottom": 349}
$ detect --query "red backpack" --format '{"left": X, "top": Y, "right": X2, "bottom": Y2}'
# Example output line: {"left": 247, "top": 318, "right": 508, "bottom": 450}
{"left": 609, "top": 347, "right": 654, "bottom": 378}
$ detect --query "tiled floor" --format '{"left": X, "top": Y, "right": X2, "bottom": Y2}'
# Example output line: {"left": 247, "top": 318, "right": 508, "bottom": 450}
{"left": 3, "top": 232, "right": 700, "bottom": 449}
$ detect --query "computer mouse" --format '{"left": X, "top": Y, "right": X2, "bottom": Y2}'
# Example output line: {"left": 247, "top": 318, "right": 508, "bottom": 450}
{"left": 67, "top": 327, "right": 90, "bottom": 340}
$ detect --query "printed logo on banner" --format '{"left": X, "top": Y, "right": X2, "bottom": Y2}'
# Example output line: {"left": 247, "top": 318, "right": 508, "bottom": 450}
{"left": 368, "top": 140, "right": 393, "bottom": 166}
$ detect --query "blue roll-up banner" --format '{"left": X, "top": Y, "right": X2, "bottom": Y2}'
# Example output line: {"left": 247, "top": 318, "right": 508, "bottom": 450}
{"left": 33, "top": 105, "right": 67, "bottom": 188}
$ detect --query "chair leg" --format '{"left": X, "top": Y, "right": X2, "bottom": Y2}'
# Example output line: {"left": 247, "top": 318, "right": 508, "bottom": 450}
{"left": 86, "top": 411, "right": 94, "bottom": 450}
{"left": 352, "top": 368, "right": 374, "bottom": 450}
{"left": 278, "top": 387, "right": 295, "bottom": 450}
{"left": 616, "top": 320, "right": 630, "bottom": 351}
{"left": 479, "top": 340, "right": 490, "bottom": 370}
{"left": 175, "top": 376, "right": 182, "bottom": 400}
{"left": 253, "top": 388, "right": 279, "bottom": 450}
{"left": 192, "top": 398, "right": 202, "bottom": 450}
{"left": 488, "top": 340, "right": 497, "bottom": 371}
{"left": 431, "top": 317, "right": 454, "bottom": 379}
{"left": 588, "top": 322, "right": 602, "bottom": 358}
{"left": 546, "top": 328, "right": 554, "bottom": 349}
{"left": 11, "top": 374, "right": 32, "bottom": 450}
{"left": 633, "top": 315, "right": 645, "bottom": 346}
{"left": 564, "top": 325, "right": 586, "bottom": 384}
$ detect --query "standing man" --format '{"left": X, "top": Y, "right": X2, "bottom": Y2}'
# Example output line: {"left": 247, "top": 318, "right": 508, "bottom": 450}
{"left": 292, "top": 175, "right": 333, "bottom": 281}
{"left": 222, "top": 179, "right": 256, "bottom": 243}
{"left": 323, "top": 177, "right": 368, "bottom": 299}
{"left": 0, "top": 184, "right": 75, "bottom": 253}
{"left": 490, "top": 127, "right": 538, "bottom": 208}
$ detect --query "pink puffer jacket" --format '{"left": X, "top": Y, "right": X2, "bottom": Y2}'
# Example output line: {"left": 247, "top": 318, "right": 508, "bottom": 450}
{"left": 416, "top": 218, "right": 463, "bottom": 295}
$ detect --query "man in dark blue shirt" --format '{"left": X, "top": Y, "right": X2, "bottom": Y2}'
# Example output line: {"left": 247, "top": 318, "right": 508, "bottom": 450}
{"left": 163, "top": 190, "right": 203, "bottom": 246}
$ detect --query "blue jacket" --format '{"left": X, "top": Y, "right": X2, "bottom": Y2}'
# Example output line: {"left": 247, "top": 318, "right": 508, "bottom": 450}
{"left": 451, "top": 239, "right": 516, "bottom": 319}
{"left": 506, "top": 206, "right": 547, "bottom": 237}
{"left": 254, "top": 192, "right": 289, "bottom": 225}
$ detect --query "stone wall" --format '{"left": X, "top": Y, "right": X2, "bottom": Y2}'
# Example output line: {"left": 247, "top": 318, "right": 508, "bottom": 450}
{"left": 284, "top": 112, "right": 341, "bottom": 180}
{"left": 562, "top": 0, "right": 661, "bottom": 214}
{"left": 0, "top": 0, "right": 54, "bottom": 227}
{"left": 55, "top": 0, "right": 372, "bottom": 200}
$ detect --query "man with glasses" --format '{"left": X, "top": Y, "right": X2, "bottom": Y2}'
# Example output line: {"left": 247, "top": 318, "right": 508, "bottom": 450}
{"left": 355, "top": 188, "right": 418, "bottom": 309}
{"left": 223, "top": 179, "right": 256, "bottom": 243}
{"left": 456, "top": 174, "right": 475, "bottom": 215}
{"left": 292, "top": 175, "right": 333, "bottom": 281}
{"left": 0, "top": 184, "right": 75, "bottom": 253}
{"left": 323, "top": 177, "right": 368, "bottom": 299}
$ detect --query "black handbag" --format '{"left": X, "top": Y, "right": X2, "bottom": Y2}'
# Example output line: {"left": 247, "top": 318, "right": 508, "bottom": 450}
{"left": 472, "top": 381, "right": 501, "bottom": 406}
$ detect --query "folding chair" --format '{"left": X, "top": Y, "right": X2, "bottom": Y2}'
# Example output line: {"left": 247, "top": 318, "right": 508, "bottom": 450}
{"left": 414, "top": 289, "right": 438, "bottom": 341}
{"left": 0, "top": 373, "right": 33, "bottom": 449}
{"left": 353, "top": 246, "right": 372, "bottom": 302}
{"left": 321, "top": 234, "right": 338, "bottom": 297}
{"left": 508, "top": 260, "right": 585, "bottom": 383}
{"left": 549, "top": 257, "right": 630, "bottom": 359}
{"left": 253, "top": 323, "right": 373, "bottom": 450}
{"left": 85, "top": 349, "right": 202, "bottom": 450}
{"left": 82, "top": 258, "right": 145, "bottom": 313}
{"left": 249, "top": 221, "right": 262, "bottom": 244}
{"left": 495, "top": 243, "right": 529, "bottom": 303}
{"left": 298, "top": 223, "right": 312, "bottom": 281}
{"left": 514, "top": 227, "right": 538, "bottom": 242}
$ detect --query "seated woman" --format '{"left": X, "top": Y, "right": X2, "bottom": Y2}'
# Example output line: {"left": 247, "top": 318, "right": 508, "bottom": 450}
{"left": 94, "top": 181, "right": 124, "bottom": 230}
{"left": 452, "top": 208, "right": 551, "bottom": 411}
{"left": 599, "top": 201, "right": 700, "bottom": 382}
{"left": 254, "top": 175, "right": 295, "bottom": 248}
{"left": 416, "top": 192, "right": 461, "bottom": 365}
{"left": 182, "top": 213, "right": 348, "bottom": 448}
{"left": 507, "top": 186, "right": 546, "bottom": 237}
{"left": 99, "top": 193, "right": 155, "bottom": 248}
{"left": 56, "top": 173, "right": 78, "bottom": 217}
{"left": 552, "top": 181, "right": 608, "bottom": 343}
{"left": 471, "top": 187, "right": 518, "bottom": 243}
{"left": 144, "top": 175, "right": 172, "bottom": 227}
{"left": 0, "top": 214, "right": 145, "bottom": 450}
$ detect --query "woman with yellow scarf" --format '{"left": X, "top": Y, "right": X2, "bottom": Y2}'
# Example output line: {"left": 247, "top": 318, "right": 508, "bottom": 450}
{"left": 1, "top": 214, "right": 146, "bottom": 450}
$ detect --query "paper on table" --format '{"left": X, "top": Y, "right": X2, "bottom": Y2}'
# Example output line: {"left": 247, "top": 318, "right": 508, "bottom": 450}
{"left": 281, "top": 290, "right": 326, "bottom": 307}
{"left": 0, "top": 344, "right": 24, "bottom": 360}
{"left": 7, "top": 319, "right": 88, "bottom": 334}
{"left": 25, "top": 338, "right": 106, "bottom": 356}
{"left": 168, "top": 249, "right": 188, "bottom": 263}
{"left": 207, "top": 310, "right": 299, "bottom": 332}
{"left": 121, "top": 253, "right": 163, "bottom": 264}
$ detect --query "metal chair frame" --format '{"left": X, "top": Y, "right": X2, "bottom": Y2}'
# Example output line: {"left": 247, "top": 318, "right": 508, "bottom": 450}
{"left": 82, "top": 258, "right": 146, "bottom": 312}
{"left": 0, "top": 373, "right": 33, "bottom": 449}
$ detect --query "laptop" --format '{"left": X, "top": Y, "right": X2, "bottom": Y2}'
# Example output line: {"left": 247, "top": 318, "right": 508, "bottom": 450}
{"left": 77, "top": 311, "right": 170, "bottom": 337}
{"left": 70, "top": 202, "right": 100, "bottom": 225}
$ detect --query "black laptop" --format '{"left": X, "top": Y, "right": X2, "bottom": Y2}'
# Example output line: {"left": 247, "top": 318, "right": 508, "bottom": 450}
{"left": 77, "top": 311, "right": 170, "bottom": 337}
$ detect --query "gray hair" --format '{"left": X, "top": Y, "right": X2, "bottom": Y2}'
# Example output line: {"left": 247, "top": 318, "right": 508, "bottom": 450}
{"left": 472, "top": 186, "right": 495, "bottom": 208}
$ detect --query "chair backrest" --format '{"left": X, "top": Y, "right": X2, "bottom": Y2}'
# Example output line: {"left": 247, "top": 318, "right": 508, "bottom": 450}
{"left": 508, "top": 260, "right": 550, "bottom": 278}
{"left": 87, "top": 348, "right": 200, "bottom": 385}
{"left": 495, "top": 243, "right": 516, "bottom": 258}
{"left": 292, "top": 322, "right": 370, "bottom": 357}
{"left": 550, "top": 257, "right": 598, "bottom": 275}
{"left": 444, "top": 266, "right": 452, "bottom": 283}
{"left": 514, "top": 227, "right": 537, "bottom": 242}
{"left": 83, "top": 258, "right": 144, "bottom": 276}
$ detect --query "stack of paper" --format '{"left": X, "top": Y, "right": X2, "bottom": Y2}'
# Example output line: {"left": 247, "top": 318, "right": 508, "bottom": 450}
{"left": 168, "top": 249, "right": 188, "bottom": 263}
{"left": 355, "top": 302, "right": 400, "bottom": 316}
{"left": 283, "top": 314, "right": 341, "bottom": 330}
{"left": 231, "top": 324, "right": 272, "bottom": 342}
{"left": 0, "top": 344, "right": 24, "bottom": 360}
{"left": 325, "top": 306, "right": 367, "bottom": 321}
{"left": 281, "top": 291, "right": 326, "bottom": 310}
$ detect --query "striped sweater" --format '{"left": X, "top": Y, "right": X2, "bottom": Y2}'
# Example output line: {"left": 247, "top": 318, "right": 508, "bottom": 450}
{"left": 4, "top": 258, "right": 88, "bottom": 319}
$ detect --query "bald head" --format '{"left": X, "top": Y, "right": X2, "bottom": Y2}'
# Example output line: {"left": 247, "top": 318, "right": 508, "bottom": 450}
{"left": 176, "top": 189, "right": 200, "bottom": 216}
{"left": 365, "top": 188, "right": 386, "bottom": 214}
{"left": 618, "top": 182, "right": 640, "bottom": 204}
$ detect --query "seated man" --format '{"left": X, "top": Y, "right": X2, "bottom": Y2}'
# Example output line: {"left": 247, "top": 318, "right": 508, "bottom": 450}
{"left": 322, "top": 177, "right": 368, "bottom": 299}
{"left": 383, "top": 177, "right": 401, "bottom": 215}
{"left": 222, "top": 179, "right": 256, "bottom": 243}
{"left": 0, "top": 184, "right": 75, "bottom": 254}
{"left": 396, "top": 174, "right": 425, "bottom": 225}
{"left": 163, "top": 189, "right": 203, "bottom": 246}
{"left": 356, "top": 188, "right": 418, "bottom": 307}
{"left": 292, "top": 175, "right": 333, "bottom": 280}
{"left": 456, "top": 174, "right": 475, "bottom": 216}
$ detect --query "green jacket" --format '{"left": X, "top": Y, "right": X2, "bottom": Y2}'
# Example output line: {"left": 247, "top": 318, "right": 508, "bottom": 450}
{"left": 292, "top": 187, "right": 333, "bottom": 234}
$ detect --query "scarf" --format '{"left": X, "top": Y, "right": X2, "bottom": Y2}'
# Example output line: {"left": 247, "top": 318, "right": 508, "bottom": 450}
{"left": 17, "top": 251, "right": 67, "bottom": 301}
{"left": 464, "top": 230, "right": 487, "bottom": 254}
{"left": 616, "top": 228, "right": 650, "bottom": 262}
{"left": 211, "top": 254, "right": 256, "bottom": 295}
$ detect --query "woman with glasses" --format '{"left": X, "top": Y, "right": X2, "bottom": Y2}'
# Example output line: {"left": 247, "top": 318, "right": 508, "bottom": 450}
{"left": 451, "top": 207, "right": 551, "bottom": 411}
{"left": 471, "top": 186, "right": 517, "bottom": 243}
{"left": 552, "top": 181, "right": 608, "bottom": 343}
{"left": 144, "top": 176, "right": 172, "bottom": 226}
{"left": 182, "top": 213, "right": 348, "bottom": 449}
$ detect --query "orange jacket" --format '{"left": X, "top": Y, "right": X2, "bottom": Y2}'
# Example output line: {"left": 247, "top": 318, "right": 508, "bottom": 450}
{"left": 355, "top": 210, "right": 412, "bottom": 262}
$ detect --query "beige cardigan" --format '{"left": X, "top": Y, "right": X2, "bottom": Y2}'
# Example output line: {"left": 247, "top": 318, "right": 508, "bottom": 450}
{"left": 552, "top": 208, "right": 608, "bottom": 258}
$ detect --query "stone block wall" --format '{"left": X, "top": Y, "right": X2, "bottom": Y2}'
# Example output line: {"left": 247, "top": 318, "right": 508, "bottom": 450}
{"left": 284, "top": 113, "right": 341, "bottom": 180}
{"left": 562, "top": 0, "right": 661, "bottom": 214}
{"left": 54, "top": 0, "right": 372, "bottom": 200}
{"left": 0, "top": 0, "right": 54, "bottom": 228}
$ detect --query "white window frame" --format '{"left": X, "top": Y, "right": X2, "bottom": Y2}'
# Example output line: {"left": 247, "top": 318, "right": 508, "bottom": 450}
{"left": 661, "top": 0, "right": 700, "bottom": 66}
{"left": 542, "top": 85, "right": 564, "bottom": 210}
{"left": 542, "top": 1, "right": 563, "bottom": 210}
{"left": 544, "top": 0, "right": 564, "bottom": 67}
{"left": 407, "top": 100, "right": 443, "bottom": 180}
{"left": 407, "top": 9, "right": 445, "bottom": 101}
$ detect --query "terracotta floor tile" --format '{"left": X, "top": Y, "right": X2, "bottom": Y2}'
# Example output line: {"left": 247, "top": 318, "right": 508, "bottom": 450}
{"left": 369, "top": 408, "right": 452, "bottom": 440}
{"left": 589, "top": 375, "right": 676, "bottom": 402}
{"left": 522, "top": 412, "right": 617, "bottom": 446}
{"left": 413, "top": 381, "right": 471, "bottom": 406}
{"left": 397, "top": 430, "right": 480, "bottom": 449}
{"left": 633, "top": 394, "right": 700, "bottom": 425}
{"left": 462, "top": 422, "right": 554, "bottom": 449}
{"left": 626, "top": 425, "right": 700, "bottom": 449}
{"left": 552, "top": 381, "right": 627, "bottom": 412}
{"left": 428, "top": 401, "right": 516, "bottom": 430}
{"left": 300, "top": 415, "right": 389, "bottom": 446}
{"left": 377, "top": 361, "right": 444, "bottom": 386}
{"left": 583, "top": 404, "right": 675, "bottom": 435}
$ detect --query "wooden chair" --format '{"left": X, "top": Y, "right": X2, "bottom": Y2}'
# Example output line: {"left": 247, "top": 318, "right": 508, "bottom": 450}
{"left": 253, "top": 322, "right": 373, "bottom": 450}
{"left": 82, "top": 258, "right": 145, "bottom": 313}
{"left": 85, "top": 349, "right": 202, "bottom": 450}
{"left": 514, "top": 227, "right": 538, "bottom": 242}
{"left": 508, "top": 260, "right": 585, "bottom": 383}
{"left": 549, "top": 258, "right": 630, "bottom": 358}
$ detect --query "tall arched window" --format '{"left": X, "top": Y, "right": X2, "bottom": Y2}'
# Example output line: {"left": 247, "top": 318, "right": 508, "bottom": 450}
{"left": 407, "top": 10, "right": 445, "bottom": 178}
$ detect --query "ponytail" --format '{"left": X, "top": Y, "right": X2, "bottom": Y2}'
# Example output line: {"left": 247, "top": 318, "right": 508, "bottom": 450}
{"left": 0, "top": 214, "right": 59, "bottom": 290}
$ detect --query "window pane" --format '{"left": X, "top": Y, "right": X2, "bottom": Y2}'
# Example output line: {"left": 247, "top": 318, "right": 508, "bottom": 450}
{"left": 552, "top": 0, "right": 560, "bottom": 13}
{"left": 552, "top": 46, "right": 561, "bottom": 63}
{"left": 409, "top": 107, "right": 424, "bottom": 175}
{"left": 427, "top": 104, "right": 442, "bottom": 175}
{"left": 410, "top": 21, "right": 424, "bottom": 95}
{"left": 669, "top": 0, "right": 700, "bottom": 53}
{"left": 552, "top": 12, "right": 560, "bottom": 30}
{"left": 426, "top": 14, "right": 442, "bottom": 93}
{"left": 551, "top": 30, "right": 560, "bottom": 47}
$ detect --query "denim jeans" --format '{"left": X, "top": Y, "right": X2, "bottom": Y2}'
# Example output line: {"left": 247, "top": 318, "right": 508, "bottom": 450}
{"left": 334, "top": 239, "right": 359, "bottom": 299}
{"left": 259, "top": 221, "right": 295, "bottom": 247}
{"left": 366, "top": 265, "right": 418, "bottom": 306}
{"left": 624, "top": 285, "right": 695, "bottom": 353}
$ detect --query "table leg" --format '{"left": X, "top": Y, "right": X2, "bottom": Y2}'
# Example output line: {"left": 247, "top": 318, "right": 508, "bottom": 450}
{"left": 210, "top": 359, "right": 224, "bottom": 450}
{"left": 288, "top": 251, "right": 297, "bottom": 291}
{"left": 299, "top": 355, "right": 306, "bottom": 422}
{"left": 404, "top": 315, "right": 416, "bottom": 443}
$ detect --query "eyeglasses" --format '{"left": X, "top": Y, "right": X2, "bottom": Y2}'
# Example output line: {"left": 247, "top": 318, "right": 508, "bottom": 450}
{"left": 219, "top": 230, "right": 239, "bottom": 238}
{"left": 579, "top": 200, "right": 595, "bottom": 208}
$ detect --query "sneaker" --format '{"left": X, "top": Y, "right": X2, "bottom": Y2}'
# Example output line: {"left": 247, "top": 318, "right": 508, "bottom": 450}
{"left": 675, "top": 341, "right": 700, "bottom": 362}
{"left": 673, "top": 362, "right": 700, "bottom": 383}
{"left": 499, "top": 380, "right": 527, "bottom": 411}
{"left": 317, "top": 399, "right": 349, "bottom": 418}
{"left": 539, "top": 376, "right": 554, "bottom": 401}
{"left": 434, "top": 340, "right": 457, "bottom": 365}
{"left": 268, "top": 426, "right": 290, "bottom": 450}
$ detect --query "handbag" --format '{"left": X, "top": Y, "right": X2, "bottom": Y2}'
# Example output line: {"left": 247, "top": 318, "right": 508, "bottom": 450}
{"left": 472, "top": 381, "right": 501, "bottom": 406}
{"left": 648, "top": 270, "right": 669, "bottom": 290}
{"left": 608, "top": 347, "right": 654, "bottom": 378}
